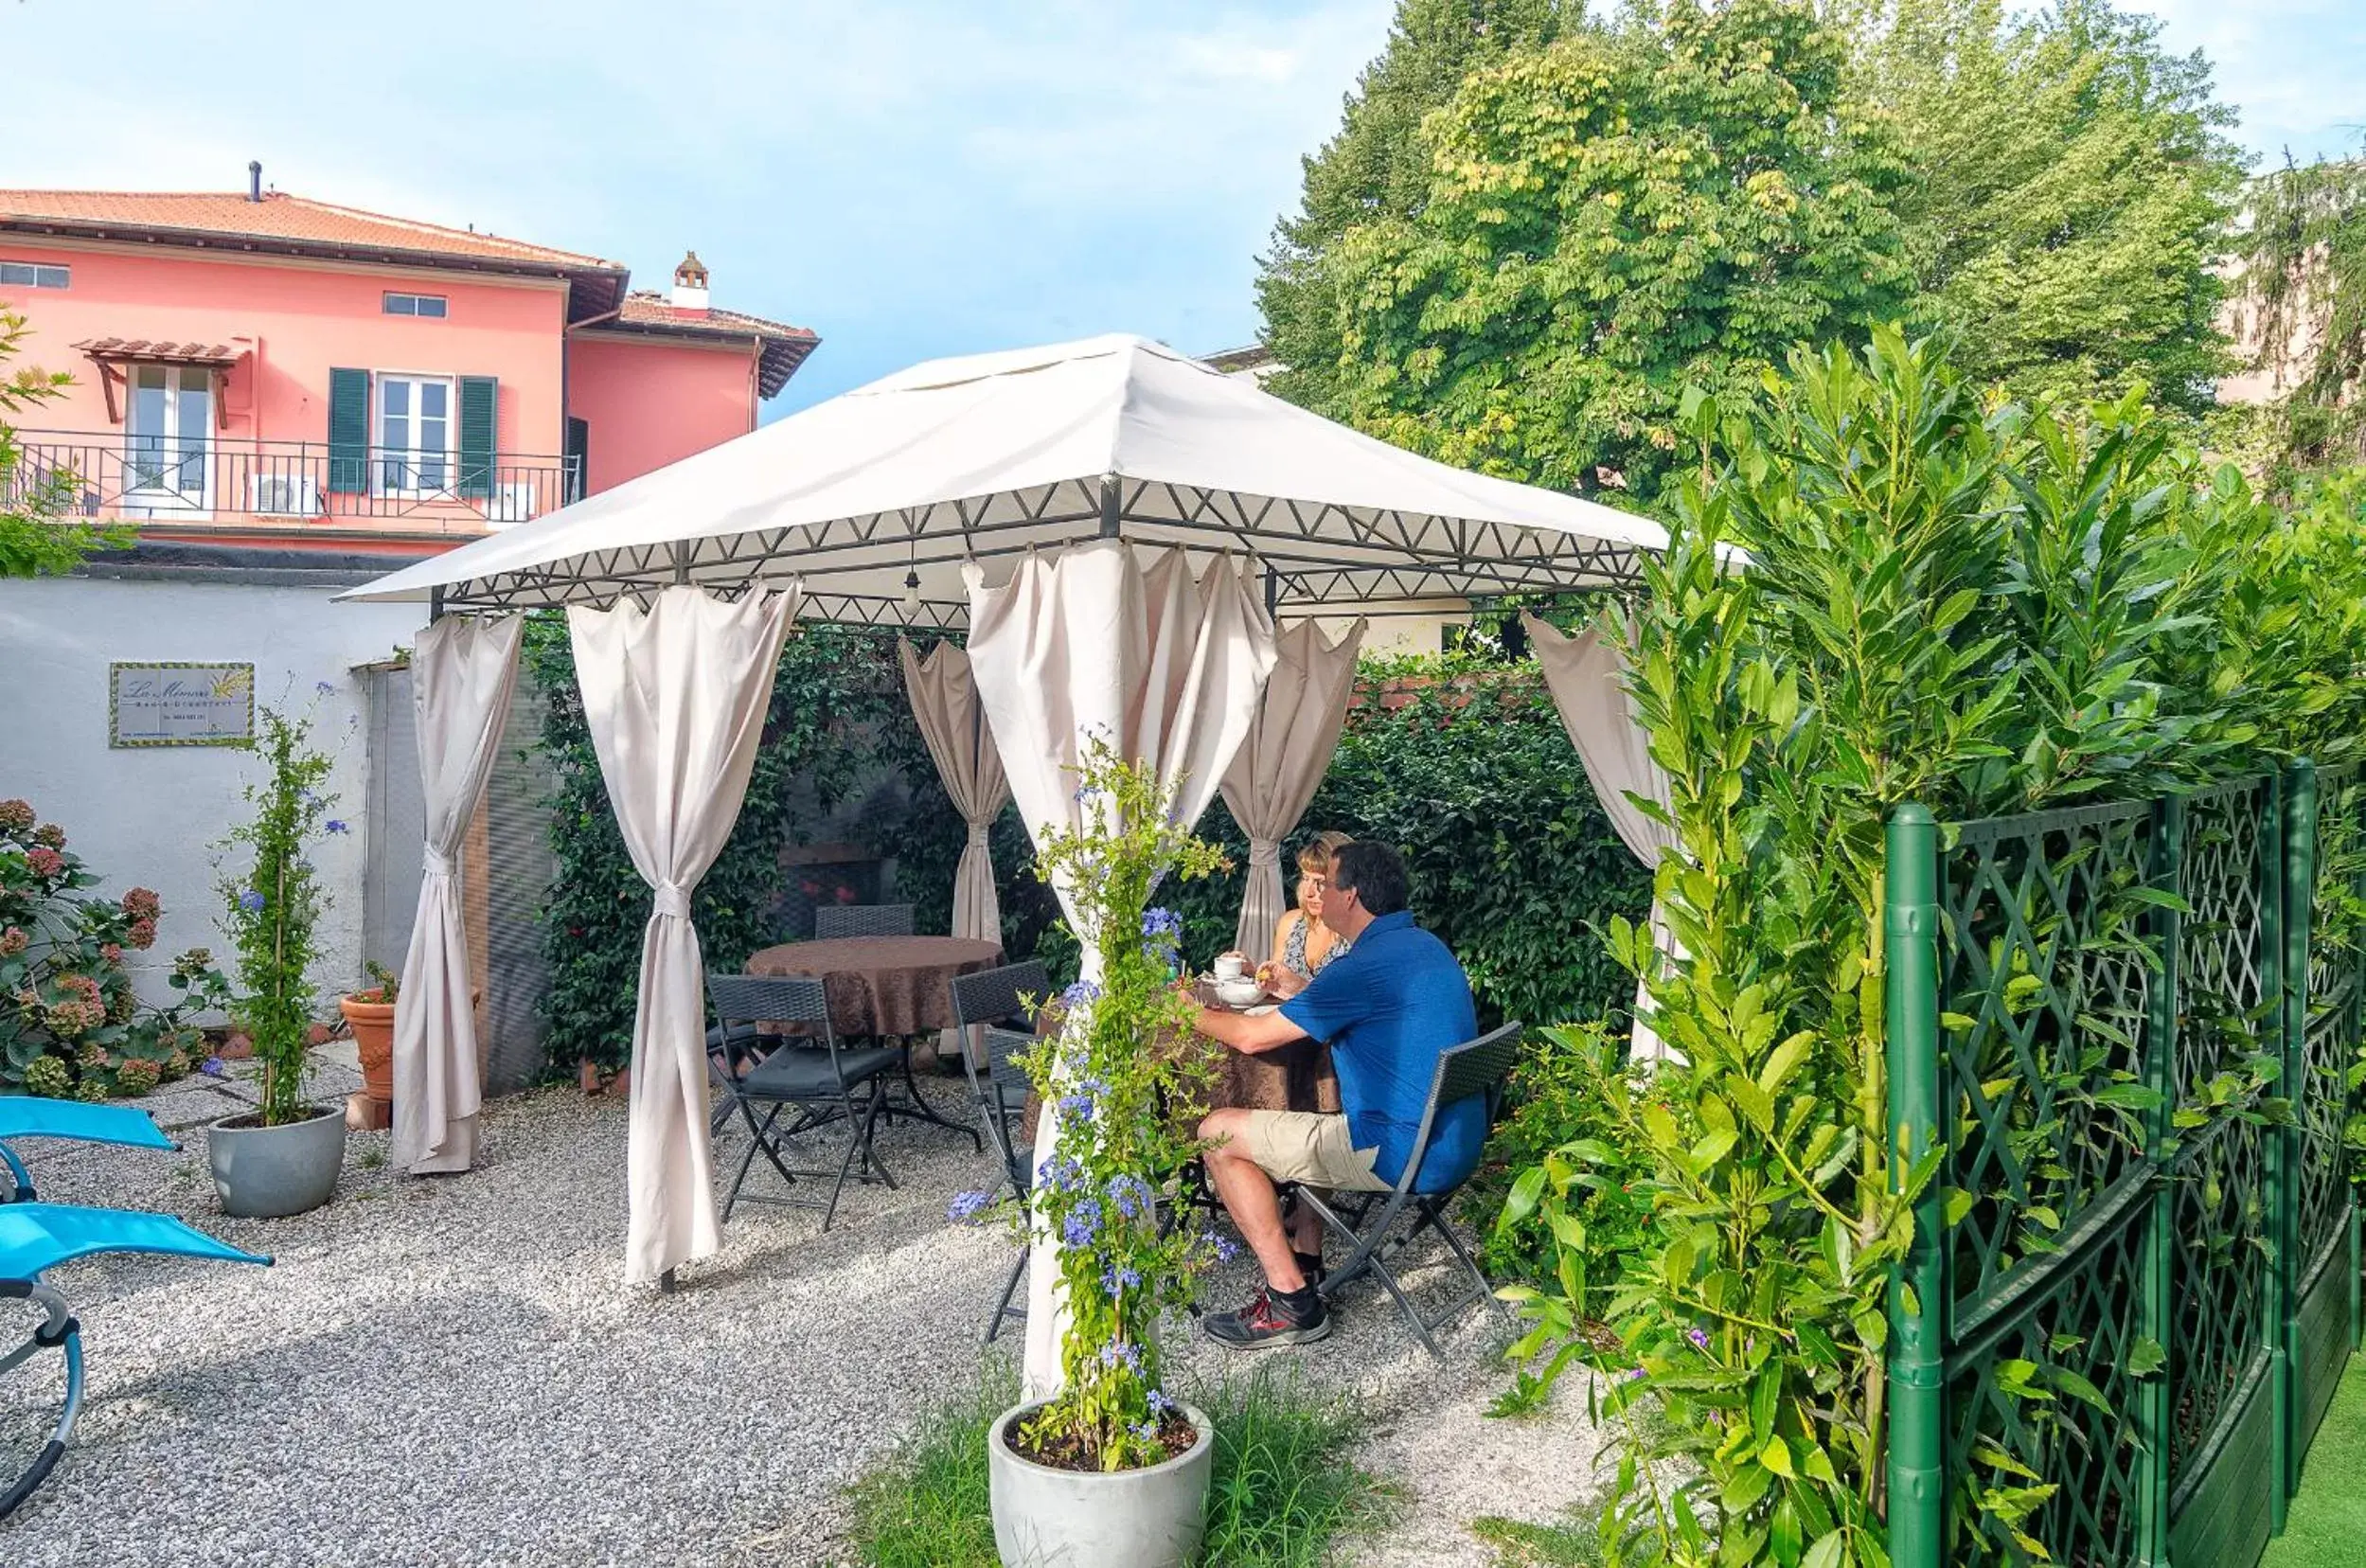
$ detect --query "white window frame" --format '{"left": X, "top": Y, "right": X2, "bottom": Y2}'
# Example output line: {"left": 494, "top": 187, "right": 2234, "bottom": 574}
{"left": 374, "top": 371, "right": 458, "bottom": 498}
{"left": 122, "top": 364, "right": 213, "bottom": 515}
{"left": 382, "top": 292, "right": 448, "bottom": 318}
{"left": 0, "top": 259, "right": 70, "bottom": 290}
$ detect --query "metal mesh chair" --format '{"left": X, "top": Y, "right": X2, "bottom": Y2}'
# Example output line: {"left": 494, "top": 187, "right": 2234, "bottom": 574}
{"left": 1293, "top": 1021, "right": 1523, "bottom": 1358}
{"left": 707, "top": 973, "right": 903, "bottom": 1230}
{"left": 949, "top": 960, "right": 1047, "bottom": 1343}
{"left": 812, "top": 903, "right": 915, "bottom": 940}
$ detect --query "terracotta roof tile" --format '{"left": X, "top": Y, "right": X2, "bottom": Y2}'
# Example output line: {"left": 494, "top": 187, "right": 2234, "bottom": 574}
{"left": 607, "top": 292, "right": 820, "bottom": 399}
{"left": 615, "top": 291, "right": 817, "bottom": 343}
{"left": 0, "top": 189, "right": 618, "bottom": 270}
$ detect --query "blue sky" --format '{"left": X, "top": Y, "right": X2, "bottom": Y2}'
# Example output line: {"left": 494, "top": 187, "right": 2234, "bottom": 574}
{"left": 5, "top": 0, "right": 2359, "bottom": 417}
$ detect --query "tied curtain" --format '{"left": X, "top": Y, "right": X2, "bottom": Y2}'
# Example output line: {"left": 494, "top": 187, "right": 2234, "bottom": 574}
{"left": 897, "top": 639, "right": 1012, "bottom": 1063}
{"left": 1219, "top": 618, "right": 1366, "bottom": 959}
{"left": 965, "top": 540, "right": 1275, "bottom": 1397}
{"left": 569, "top": 583, "right": 800, "bottom": 1284}
{"left": 390, "top": 613, "right": 524, "bottom": 1176}
{"left": 1523, "top": 615, "right": 1683, "bottom": 1063}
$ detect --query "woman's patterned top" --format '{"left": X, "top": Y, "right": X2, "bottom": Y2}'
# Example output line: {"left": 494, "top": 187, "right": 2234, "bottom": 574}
{"left": 1281, "top": 911, "right": 1350, "bottom": 980}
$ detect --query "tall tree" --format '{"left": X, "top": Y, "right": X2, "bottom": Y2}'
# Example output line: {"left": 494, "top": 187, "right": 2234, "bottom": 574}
{"left": 1317, "top": 0, "right": 1911, "bottom": 503}
{"left": 1851, "top": 0, "right": 2245, "bottom": 415}
{"left": 0, "top": 307, "right": 119, "bottom": 579}
{"left": 1254, "top": 0, "right": 1572, "bottom": 413}
{"left": 2233, "top": 147, "right": 2366, "bottom": 472}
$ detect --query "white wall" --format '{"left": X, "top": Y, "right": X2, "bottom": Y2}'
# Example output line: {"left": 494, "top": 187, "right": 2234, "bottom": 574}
{"left": 0, "top": 575, "right": 421, "bottom": 1007}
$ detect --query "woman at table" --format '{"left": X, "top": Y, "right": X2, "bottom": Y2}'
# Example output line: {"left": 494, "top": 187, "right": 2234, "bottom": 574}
{"left": 1258, "top": 830, "right": 1354, "bottom": 1000}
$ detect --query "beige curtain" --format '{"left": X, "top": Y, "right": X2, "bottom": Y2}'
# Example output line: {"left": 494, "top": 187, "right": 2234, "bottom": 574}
{"left": 1525, "top": 615, "right": 1683, "bottom": 1063}
{"left": 391, "top": 613, "right": 524, "bottom": 1176}
{"left": 965, "top": 540, "right": 1276, "bottom": 1398}
{"left": 1219, "top": 618, "right": 1365, "bottom": 958}
{"left": 898, "top": 639, "right": 1010, "bottom": 943}
{"left": 899, "top": 637, "right": 1013, "bottom": 1064}
{"left": 569, "top": 584, "right": 799, "bottom": 1284}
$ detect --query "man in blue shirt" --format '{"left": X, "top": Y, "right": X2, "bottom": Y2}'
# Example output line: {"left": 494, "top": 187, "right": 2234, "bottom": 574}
{"left": 1187, "top": 840, "right": 1480, "bottom": 1349}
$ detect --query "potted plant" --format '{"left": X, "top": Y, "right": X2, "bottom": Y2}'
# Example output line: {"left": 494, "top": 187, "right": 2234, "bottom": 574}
{"left": 210, "top": 702, "right": 347, "bottom": 1218}
{"left": 970, "top": 739, "right": 1231, "bottom": 1568}
{"left": 340, "top": 959, "right": 399, "bottom": 1114}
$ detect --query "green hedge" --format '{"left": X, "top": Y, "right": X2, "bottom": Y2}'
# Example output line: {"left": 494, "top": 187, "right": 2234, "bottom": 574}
{"left": 524, "top": 617, "right": 1643, "bottom": 1072}
{"left": 1151, "top": 669, "right": 1649, "bottom": 1032}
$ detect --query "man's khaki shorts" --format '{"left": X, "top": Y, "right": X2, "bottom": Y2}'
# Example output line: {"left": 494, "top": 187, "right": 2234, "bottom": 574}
{"left": 1234, "top": 1111, "right": 1393, "bottom": 1192}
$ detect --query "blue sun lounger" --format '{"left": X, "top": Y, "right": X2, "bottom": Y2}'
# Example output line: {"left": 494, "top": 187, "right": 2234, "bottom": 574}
{"left": 0, "top": 1100, "right": 271, "bottom": 1517}
{"left": 0, "top": 1097, "right": 179, "bottom": 1203}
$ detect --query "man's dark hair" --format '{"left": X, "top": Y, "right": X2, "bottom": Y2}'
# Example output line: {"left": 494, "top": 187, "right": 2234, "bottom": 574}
{"left": 1332, "top": 840, "right": 1410, "bottom": 918}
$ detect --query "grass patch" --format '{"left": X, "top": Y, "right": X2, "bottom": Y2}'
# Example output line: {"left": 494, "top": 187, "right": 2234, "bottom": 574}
{"left": 1471, "top": 1512, "right": 1601, "bottom": 1567}
{"left": 2265, "top": 1356, "right": 2366, "bottom": 1568}
{"left": 845, "top": 1361, "right": 1392, "bottom": 1568}
{"left": 843, "top": 1362, "right": 1014, "bottom": 1568}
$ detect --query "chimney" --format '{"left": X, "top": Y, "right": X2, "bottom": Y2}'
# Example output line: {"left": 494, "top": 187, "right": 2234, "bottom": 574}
{"left": 248, "top": 161, "right": 263, "bottom": 203}
{"left": 670, "top": 250, "right": 710, "bottom": 312}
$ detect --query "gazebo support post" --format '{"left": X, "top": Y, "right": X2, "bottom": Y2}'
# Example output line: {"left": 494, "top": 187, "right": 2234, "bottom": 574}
{"left": 1097, "top": 472, "right": 1121, "bottom": 539}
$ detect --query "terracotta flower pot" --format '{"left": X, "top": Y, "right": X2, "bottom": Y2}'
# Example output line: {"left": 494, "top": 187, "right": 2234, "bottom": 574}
{"left": 340, "top": 991, "right": 397, "bottom": 1108}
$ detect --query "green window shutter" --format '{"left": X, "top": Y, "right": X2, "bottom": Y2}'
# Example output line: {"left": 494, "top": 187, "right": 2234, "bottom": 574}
{"left": 326, "top": 367, "right": 370, "bottom": 494}
{"left": 457, "top": 375, "right": 498, "bottom": 500}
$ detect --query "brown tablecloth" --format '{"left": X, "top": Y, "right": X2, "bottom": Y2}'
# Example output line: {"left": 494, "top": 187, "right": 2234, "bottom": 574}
{"left": 1026, "top": 981, "right": 1339, "bottom": 1138}
{"left": 744, "top": 935, "right": 1004, "bottom": 1038}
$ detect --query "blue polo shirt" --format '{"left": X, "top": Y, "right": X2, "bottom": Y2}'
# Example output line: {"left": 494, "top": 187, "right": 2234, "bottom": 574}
{"left": 1279, "top": 911, "right": 1483, "bottom": 1193}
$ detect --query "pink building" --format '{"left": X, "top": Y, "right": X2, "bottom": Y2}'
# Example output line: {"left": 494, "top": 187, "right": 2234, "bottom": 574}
{"left": 0, "top": 172, "right": 816, "bottom": 558}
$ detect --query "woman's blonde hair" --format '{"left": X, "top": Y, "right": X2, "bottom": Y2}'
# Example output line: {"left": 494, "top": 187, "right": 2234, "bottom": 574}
{"left": 1296, "top": 829, "right": 1354, "bottom": 878}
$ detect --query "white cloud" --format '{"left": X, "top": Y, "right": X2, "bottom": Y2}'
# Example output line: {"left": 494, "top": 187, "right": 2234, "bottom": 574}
{"left": 2139, "top": 0, "right": 2365, "bottom": 166}
{"left": 0, "top": 0, "right": 1385, "bottom": 406}
{"left": 10, "top": 0, "right": 2349, "bottom": 416}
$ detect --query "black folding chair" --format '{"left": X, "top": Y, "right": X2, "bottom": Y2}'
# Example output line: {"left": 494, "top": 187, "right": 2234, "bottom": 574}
{"left": 706, "top": 1020, "right": 771, "bottom": 1136}
{"left": 813, "top": 903, "right": 915, "bottom": 939}
{"left": 950, "top": 961, "right": 1046, "bottom": 1344}
{"left": 707, "top": 973, "right": 903, "bottom": 1230}
{"left": 1294, "top": 1021, "right": 1523, "bottom": 1359}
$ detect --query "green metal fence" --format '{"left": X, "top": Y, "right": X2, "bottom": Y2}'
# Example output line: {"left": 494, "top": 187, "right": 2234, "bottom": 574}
{"left": 1884, "top": 761, "right": 2366, "bottom": 1567}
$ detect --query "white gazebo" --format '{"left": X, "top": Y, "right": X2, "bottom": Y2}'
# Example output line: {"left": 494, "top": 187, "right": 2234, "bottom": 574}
{"left": 341, "top": 333, "right": 1667, "bottom": 1393}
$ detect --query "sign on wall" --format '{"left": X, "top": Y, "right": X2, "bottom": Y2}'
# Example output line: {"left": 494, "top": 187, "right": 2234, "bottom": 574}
{"left": 109, "top": 663, "right": 256, "bottom": 748}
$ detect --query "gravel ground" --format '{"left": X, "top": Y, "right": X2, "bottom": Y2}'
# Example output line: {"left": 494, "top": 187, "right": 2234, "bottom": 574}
{"left": 0, "top": 1064, "right": 1612, "bottom": 1567}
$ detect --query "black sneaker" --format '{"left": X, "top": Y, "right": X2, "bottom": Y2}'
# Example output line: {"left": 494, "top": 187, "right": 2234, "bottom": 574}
{"left": 1203, "top": 1287, "right": 1330, "bottom": 1351}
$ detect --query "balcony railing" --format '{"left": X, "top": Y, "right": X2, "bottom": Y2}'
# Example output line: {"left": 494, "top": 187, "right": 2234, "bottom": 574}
{"left": 3, "top": 430, "right": 584, "bottom": 535}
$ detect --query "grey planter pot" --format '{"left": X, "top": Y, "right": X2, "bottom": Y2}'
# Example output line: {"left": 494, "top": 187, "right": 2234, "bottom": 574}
{"left": 987, "top": 1400, "right": 1213, "bottom": 1568}
{"left": 208, "top": 1106, "right": 346, "bottom": 1219}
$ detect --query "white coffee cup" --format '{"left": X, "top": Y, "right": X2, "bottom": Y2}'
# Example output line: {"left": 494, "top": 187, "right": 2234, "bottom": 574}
{"left": 1217, "top": 977, "right": 1263, "bottom": 1008}
{"left": 1214, "top": 952, "right": 1248, "bottom": 981}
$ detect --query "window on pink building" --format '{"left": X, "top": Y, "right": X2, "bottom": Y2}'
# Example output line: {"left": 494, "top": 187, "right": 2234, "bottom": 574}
{"left": 378, "top": 374, "right": 454, "bottom": 494}
{"left": 126, "top": 365, "right": 210, "bottom": 506}
{"left": 382, "top": 292, "right": 448, "bottom": 317}
{"left": 0, "top": 260, "right": 69, "bottom": 290}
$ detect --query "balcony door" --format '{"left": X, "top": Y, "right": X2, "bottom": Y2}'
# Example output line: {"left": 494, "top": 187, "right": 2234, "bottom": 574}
{"left": 124, "top": 365, "right": 212, "bottom": 513}
{"left": 376, "top": 374, "right": 455, "bottom": 497}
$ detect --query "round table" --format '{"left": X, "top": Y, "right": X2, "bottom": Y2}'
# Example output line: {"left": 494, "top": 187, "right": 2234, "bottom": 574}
{"left": 1023, "top": 981, "right": 1339, "bottom": 1141}
{"left": 744, "top": 935, "right": 1005, "bottom": 1039}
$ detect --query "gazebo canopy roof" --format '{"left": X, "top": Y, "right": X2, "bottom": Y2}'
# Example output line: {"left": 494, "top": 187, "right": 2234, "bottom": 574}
{"left": 338, "top": 333, "right": 1664, "bottom": 624}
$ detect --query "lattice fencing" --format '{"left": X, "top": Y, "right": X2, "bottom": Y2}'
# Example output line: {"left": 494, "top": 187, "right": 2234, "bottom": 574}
{"left": 1885, "top": 762, "right": 2366, "bottom": 1567}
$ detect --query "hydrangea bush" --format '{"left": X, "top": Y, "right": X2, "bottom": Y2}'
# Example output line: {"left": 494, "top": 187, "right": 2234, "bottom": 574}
{"left": 959, "top": 739, "right": 1232, "bottom": 1472}
{"left": 0, "top": 797, "right": 230, "bottom": 1098}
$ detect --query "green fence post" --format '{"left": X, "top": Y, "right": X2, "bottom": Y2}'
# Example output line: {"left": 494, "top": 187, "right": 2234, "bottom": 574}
{"left": 2281, "top": 761, "right": 2317, "bottom": 1506}
{"left": 1886, "top": 804, "right": 1944, "bottom": 1568}
{"left": 2138, "top": 794, "right": 2184, "bottom": 1567}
